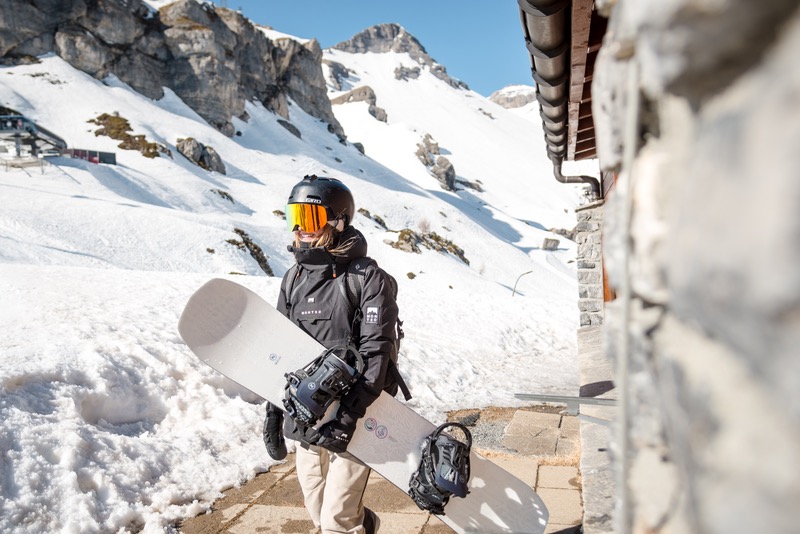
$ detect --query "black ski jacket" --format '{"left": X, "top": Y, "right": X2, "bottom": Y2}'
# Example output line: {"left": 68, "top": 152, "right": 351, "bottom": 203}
{"left": 277, "top": 226, "right": 399, "bottom": 442}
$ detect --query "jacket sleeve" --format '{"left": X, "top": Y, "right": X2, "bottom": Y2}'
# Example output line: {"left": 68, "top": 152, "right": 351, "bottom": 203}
{"left": 340, "top": 262, "right": 399, "bottom": 417}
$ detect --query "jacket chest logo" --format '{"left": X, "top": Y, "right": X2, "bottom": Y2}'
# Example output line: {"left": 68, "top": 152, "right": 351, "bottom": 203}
{"left": 365, "top": 306, "right": 380, "bottom": 324}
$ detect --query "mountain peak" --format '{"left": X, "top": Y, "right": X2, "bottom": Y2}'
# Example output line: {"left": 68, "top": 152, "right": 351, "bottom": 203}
{"left": 489, "top": 85, "right": 537, "bottom": 109}
{"left": 332, "top": 23, "right": 429, "bottom": 63}
{"left": 331, "top": 23, "right": 468, "bottom": 90}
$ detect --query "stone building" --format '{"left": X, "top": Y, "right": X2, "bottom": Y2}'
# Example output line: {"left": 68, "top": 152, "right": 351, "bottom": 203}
{"left": 519, "top": 0, "right": 800, "bottom": 532}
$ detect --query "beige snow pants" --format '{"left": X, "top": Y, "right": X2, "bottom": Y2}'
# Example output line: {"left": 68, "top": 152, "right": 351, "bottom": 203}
{"left": 295, "top": 444, "right": 371, "bottom": 533}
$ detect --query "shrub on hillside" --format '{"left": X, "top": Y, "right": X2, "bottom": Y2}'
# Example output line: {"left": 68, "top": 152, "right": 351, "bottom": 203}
{"left": 88, "top": 113, "right": 169, "bottom": 159}
{"left": 390, "top": 228, "right": 469, "bottom": 266}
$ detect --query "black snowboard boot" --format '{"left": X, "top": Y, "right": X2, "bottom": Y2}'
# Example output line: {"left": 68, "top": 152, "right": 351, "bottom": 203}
{"left": 262, "top": 402, "right": 287, "bottom": 460}
{"left": 363, "top": 507, "right": 380, "bottom": 534}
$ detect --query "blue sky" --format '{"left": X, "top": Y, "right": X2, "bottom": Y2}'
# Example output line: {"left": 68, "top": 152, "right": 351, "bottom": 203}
{"left": 215, "top": 1, "right": 534, "bottom": 97}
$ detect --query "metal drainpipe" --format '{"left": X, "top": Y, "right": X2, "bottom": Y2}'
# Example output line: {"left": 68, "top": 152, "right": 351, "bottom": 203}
{"left": 552, "top": 158, "right": 602, "bottom": 201}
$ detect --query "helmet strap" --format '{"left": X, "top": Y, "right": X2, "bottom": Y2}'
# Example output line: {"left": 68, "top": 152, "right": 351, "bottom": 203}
{"left": 331, "top": 218, "right": 346, "bottom": 232}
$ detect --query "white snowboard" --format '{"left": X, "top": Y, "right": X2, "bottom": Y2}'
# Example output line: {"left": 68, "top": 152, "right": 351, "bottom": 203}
{"left": 178, "top": 278, "right": 549, "bottom": 534}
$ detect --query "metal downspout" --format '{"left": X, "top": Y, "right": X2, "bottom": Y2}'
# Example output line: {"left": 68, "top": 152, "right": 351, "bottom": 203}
{"left": 553, "top": 157, "right": 601, "bottom": 200}
{"left": 519, "top": 0, "right": 602, "bottom": 201}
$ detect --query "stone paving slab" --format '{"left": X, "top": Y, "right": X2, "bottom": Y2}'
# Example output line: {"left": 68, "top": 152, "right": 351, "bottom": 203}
{"left": 503, "top": 428, "right": 561, "bottom": 456}
{"left": 555, "top": 435, "right": 579, "bottom": 457}
{"left": 506, "top": 411, "right": 564, "bottom": 434}
{"left": 536, "top": 487, "right": 583, "bottom": 526}
{"left": 538, "top": 466, "right": 581, "bottom": 490}
{"left": 486, "top": 456, "right": 539, "bottom": 487}
{"left": 560, "top": 415, "right": 581, "bottom": 434}
{"left": 502, "top": 411, "right": 563, "bottom": 456}
{"left": 228, "top": 505, "right": 316, "bottom": 534}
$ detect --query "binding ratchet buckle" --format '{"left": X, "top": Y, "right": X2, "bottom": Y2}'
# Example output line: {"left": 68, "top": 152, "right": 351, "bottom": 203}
{"left": 283, "top": 345, "right": 364, "bottom": 426}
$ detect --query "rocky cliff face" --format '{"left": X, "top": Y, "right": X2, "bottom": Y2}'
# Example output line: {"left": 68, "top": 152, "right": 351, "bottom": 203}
{"left": 0, "top": 0, "right": 344, "bottom": 139}
{"left": 331, "top": 23, "right": 468, "bottom": 90}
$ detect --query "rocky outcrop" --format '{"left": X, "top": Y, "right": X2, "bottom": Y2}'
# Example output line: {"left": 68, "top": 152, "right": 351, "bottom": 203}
{"left": 489, "top": 85, "right": 537, "bottom": 109}
{"left": 394, "top": 65, "right": 421, "bottom": 81}
{"left": 227, "top": 228, "right": 273, "bottom": 276}
{"left": 277, "top": 119, "right": 301, "bottom": 139}
{"left": 0, "top": 0, "right": 344, "bottom": 140}
{"left": 415, "top": 134, "right": 456, "bottom": 191}
{"left": 323, "top": 59, "right": 352, "bottom": 91}
{"left": 176, "top": 138, "right": 226, "bottom": 174}
{"left": 390, "top": 229, "right": 469, "bottom": 265}
{"left": 330, "top": 86, "right": 387, "bottom": 122}
{"left": 431, "top": 156, "right": 456, "bottom": 191}
{"left": 415, "top": 134, "right": 439, "bottom": 167}
{"left": 332, "top": 23, "right": 468, "bottom": 90}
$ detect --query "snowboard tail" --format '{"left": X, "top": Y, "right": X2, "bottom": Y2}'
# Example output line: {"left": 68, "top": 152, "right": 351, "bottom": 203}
{"left": 178, "top": 278, "right": 548, "bottom": 534}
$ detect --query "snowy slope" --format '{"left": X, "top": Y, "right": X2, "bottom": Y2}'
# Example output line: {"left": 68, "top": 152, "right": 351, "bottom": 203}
{"left": 323, "top": 49, "right": 579, "bottom": 226}
{"left": 0, "top": 33, "right": 583, "bottom": 533}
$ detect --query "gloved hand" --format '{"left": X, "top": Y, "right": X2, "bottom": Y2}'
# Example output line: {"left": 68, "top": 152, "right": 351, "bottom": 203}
{"left": 313, "top": 408, "right": 359, "bottom": 453}
{"left": 263, "top": 402, "right": 287, "bottom": 460}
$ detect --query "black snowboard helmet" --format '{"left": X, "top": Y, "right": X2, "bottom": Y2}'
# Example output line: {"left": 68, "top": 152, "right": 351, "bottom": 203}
{"left": 287, "top": 175, "right": 355, "bottom": 231}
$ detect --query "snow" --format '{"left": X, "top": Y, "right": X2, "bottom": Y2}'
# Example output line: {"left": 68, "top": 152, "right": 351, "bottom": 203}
{"left": 257, "top": 26, "right": 313, "bottom": 45}
{"left": 0, "top": 36, "right": 594, "bottom": 533}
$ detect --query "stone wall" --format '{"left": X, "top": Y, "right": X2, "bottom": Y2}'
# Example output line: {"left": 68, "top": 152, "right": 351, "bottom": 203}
{"left": 592, "top": 0, "right": 800, "bottom": 532}
{"left": 575, "top": 202, "right": 605, "bottom": 326}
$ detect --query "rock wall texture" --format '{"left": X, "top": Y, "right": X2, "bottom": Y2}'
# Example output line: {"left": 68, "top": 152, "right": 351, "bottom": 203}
{"left": 575, "top": 202, "right": 604, "bottom": 327}
{"left": 0, "top": 0, "right": 344, "bottom": 139}
{"left": 592, "top": 0, "right": 800, "bottom": 532}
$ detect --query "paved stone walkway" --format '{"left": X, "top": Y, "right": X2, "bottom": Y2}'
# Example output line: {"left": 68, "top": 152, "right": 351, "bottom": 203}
{"left": 178, "top": 409, "right": 584, "bottom": 534}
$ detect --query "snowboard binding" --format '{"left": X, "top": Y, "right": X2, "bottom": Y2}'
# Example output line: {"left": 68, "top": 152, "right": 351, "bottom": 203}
{"left": 408, "top": 422, "right": 472, "bottom": 515}
{"left": 283, "top": 345, "right": 364, "bottom": 426}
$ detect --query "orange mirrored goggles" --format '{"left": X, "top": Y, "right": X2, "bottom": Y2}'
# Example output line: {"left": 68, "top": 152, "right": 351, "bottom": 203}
{"left": 286, "top": 203, "right": 329, "bottom": 232}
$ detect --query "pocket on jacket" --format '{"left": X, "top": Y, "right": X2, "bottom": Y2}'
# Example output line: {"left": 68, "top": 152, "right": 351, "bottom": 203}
{"left": 295, "top": 300, "right": 334, "bottom": 324}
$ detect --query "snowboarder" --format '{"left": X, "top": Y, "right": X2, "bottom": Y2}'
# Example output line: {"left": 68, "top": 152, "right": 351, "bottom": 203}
{"left": 263, "top": 174, "right": 402, "bottom": 533}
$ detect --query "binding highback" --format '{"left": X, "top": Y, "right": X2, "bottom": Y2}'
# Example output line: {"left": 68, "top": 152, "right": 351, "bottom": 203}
{"left": 408, "top": 422, "right": 472, "bottom": 515}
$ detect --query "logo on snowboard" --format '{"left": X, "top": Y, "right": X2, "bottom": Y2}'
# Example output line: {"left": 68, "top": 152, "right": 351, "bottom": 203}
{"left": 363, "top": 418, "right": 388, "bottom": 439}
